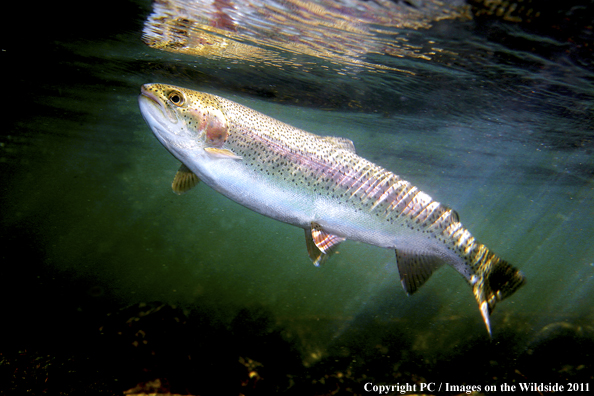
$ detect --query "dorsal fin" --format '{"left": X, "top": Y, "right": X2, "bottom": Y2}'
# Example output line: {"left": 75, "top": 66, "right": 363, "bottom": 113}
{"left": 172, "top": 164, "right": 200, "bottom": 195}
{"left": 441, "top": 205, "right": 460, "bottom": 223}
{"left": 304, "top": 222, "right": 345, "bottom": 266}
{"left": 322, "top": 136, "right": 356, "bottom": 153}
{"left": 395, "top": 249, "right": 445, "bottom": 295}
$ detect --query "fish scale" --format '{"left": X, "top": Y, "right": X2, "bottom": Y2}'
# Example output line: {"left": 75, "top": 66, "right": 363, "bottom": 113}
{"left": 139, "top": 83, "right": 526, "bottom": 336}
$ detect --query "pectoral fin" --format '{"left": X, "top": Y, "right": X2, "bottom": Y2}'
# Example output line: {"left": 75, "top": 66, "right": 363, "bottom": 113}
{"left": 395, "top": 249, "right": 444, "bottom": 295}
{"left": 172, "top": 164, "right": 200, "bottom": 195}
{"left": 305, "top": 222, "right": 345, "bottom": 266}
{"left": 204, "top": 147, "right": 242, "bottom": 159}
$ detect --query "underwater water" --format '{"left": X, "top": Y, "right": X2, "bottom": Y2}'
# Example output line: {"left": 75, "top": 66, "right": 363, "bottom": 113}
{"left": 2, "top": 0, "right": 593, "bottom": 394}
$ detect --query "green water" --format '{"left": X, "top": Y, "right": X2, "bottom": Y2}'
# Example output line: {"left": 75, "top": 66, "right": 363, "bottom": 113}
{"left": 2, "top": 0, "right": 593, "bottom": 393}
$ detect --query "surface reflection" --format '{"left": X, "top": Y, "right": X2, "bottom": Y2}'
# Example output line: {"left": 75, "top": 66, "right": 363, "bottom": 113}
{"left": 142, "top": 0, "right": 468, "bottom": 71}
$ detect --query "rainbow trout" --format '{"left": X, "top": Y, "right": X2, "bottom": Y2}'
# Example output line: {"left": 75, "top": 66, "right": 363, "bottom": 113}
{"left": 138, "top": 83, "right": 525, "bottom": 335}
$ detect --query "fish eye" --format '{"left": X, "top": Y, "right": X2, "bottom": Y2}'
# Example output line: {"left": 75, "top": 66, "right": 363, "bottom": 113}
{"left": 168, "top": 91, "right": 185, "bottom": 106}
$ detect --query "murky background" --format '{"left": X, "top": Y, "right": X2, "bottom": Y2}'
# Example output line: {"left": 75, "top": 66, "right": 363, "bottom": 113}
{"left": 2, "top": 0, "right": 593, "bottom": 394}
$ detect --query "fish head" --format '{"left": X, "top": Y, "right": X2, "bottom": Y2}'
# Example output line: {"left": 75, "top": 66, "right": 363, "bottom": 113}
{"left": 138, "top": 83, "right": 229, "bottom": 162}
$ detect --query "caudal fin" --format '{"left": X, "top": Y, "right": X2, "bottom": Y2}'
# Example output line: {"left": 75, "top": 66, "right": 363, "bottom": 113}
{"left": 471, "top": 250, "right": 526, "bottom": 336}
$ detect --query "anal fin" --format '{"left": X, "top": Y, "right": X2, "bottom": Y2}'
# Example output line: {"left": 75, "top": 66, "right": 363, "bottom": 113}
{"left": 395, "top": 249, "right": 444, "bottom": 295}
{"left": 305, "top": 222, "right": 345, "bottom": 267}
{"left": 172, "top": 164, "right": 200, "bottom": 195}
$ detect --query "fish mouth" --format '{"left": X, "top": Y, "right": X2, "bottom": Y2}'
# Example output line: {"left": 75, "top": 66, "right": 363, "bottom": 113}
{"left": 139, "top": 85, "right": 161, "bottom": 108}
{"left": 139, "top": 86, "right": 172, "bottom": 133}
{"left": 138, "top": 86, "right": 178, "bottom": 151}
{"left": 139, "top": 84, "right": 199, "bottom": 158}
